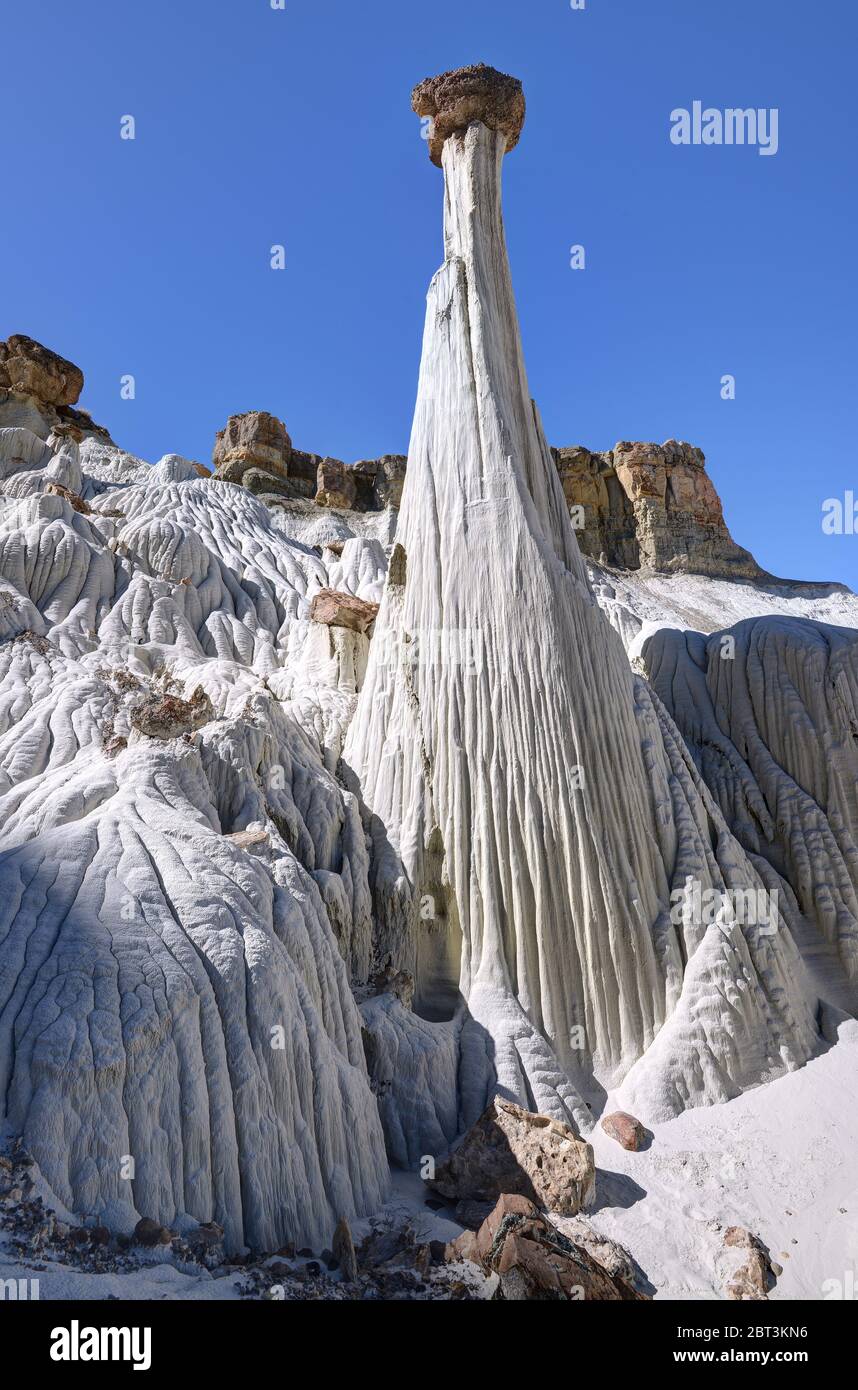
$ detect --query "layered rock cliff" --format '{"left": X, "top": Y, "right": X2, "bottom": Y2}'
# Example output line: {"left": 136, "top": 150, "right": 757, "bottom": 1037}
{"left": 554, "top": 439, "right": 765, "bottom": 578}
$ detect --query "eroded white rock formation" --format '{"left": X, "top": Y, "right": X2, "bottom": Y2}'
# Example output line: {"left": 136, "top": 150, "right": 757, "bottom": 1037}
{"left": 0, "top": 437, "right": 392, "bottom": 1251}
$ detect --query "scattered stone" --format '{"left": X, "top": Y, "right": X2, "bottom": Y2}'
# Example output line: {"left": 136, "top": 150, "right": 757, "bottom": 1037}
{"left": 430, "top": 1097, "right": 596, "bottom": 1216}
{"left": 134, "top": 1217, "right": 173, "bottom": 1248}
{"left": 131, "top": 686, "right": 213, "bottom": 739}
{"left": 13, "top": 630, "right": 53, "bottom": 655}
{"left": 369, "top": 961, "right": 415, "bottom": 1006}
{"left": 185, "top": 1221, "right": 224, "bottom": 1252}
{"left": 600, "top": 1111, "right": 648, "bottom": 1152}
{"left": 716, "top": 1225, "right": 773, "bottom": 1301}
{"left": 45, "top": 480, "right": 92, "bottom": 514}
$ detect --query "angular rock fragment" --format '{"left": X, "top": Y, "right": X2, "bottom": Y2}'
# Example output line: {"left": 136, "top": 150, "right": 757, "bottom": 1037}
{"left": 224, "top": 825, "right": 269, "bottom": 849}
{"left": 447, "top": 1193, "right": 647, "bottom": 1301}
{"left": 45, "top": 479, "right": 92, "bottom": 514}
{"left": 430, "top": 1098, "right": 595, "bottom": 1215}
{"left": 717, "top": 1225, "right": 773, "bottom": 1301}
{"left": 310, "top": 587, "right": 379, "bottom": 634}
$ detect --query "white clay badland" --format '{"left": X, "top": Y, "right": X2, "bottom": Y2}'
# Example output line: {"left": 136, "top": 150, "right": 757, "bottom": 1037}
{"left": 1, "top": 72, "right": 856, "bottom": 1299}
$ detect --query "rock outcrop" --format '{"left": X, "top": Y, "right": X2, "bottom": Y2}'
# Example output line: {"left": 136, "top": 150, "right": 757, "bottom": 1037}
{"left": 0, "top": 334, "right": 111, "bottom": 444}
{"left": 0, "top": 335, "right": 83, "bottom": 407}
{"left": 211, "top": 408, "right": 407, "bottom": 516}
{"left": 555, "top": 438, "right": 765, "bottom": 578}
{"left": 206, "top": 397, "right": 761, "bottom": 587}
{"left": 315, "top": 457, "right": 357, "bottom": 510}
{"left": 212, "top": 410, "right": 292, "bottom": 482}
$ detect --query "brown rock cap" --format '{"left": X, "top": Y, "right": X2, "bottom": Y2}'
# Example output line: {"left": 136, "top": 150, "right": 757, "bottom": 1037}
{"left": 411, "top": 63, "right": 525, "bottom": 167}
{"left": 310, "top": 588, "right": 379, "bottom": 635}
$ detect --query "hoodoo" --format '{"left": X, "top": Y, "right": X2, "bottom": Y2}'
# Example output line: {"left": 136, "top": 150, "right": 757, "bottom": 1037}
{"left": 346, "top": 65, "right": 820, "bottom": 1149}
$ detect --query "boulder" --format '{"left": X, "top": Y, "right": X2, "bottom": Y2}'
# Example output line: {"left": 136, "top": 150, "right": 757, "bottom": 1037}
{"left": 240, "top": 467, "right": 307, "bottom": 500}
{"left": 134, "top": 1217, "right": 172, "bottom": 1248}
{"left": 370, "top": 961, "right": 415, "bottom": 1006}
{"left": 600, "top": 1111, "right": 648, "bottom": 1151}
{"left": 212, "top": 411, "right": 291, "bottom": 480}
{"left": 184, "top": 1221, "right": 225, "bottom": 1266}
{"left": 186, "top": 1220, "right": 224, "bottom": 1249}
{"left": 553, "top": 1213, "right": 641, "bottom": 1287}
{"left": 0, "top": 335, "right": 84, "bottom": 407}
{"left": 430, "top": 1097, "right": 595, "bottom": 1216}
{"left": 447, "top": 1194, "right": 647, "bottom": 1301}
{"left": 310, "top": 588, "right": 379, "bottom": 634}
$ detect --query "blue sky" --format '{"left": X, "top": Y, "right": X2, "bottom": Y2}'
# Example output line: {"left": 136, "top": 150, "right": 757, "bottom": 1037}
{"left": 3, "top": 0, "right": 856, "bottom": 584}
